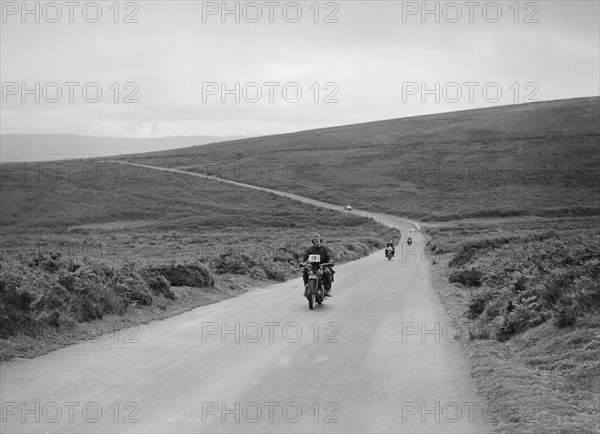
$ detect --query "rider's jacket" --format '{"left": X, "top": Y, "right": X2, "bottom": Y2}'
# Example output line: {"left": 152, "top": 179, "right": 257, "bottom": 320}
{"left": 302, "top": 245, "right": 334, "bottom": 264}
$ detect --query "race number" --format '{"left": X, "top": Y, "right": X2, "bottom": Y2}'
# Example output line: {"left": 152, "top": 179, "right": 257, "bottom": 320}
{"left": 308, "top": 254, "right": 321, "bottom": 262}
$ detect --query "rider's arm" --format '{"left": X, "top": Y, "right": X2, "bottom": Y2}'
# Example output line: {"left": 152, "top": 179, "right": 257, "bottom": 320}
{"left": 300, "top": 248, "right": 310, "bottom": 262}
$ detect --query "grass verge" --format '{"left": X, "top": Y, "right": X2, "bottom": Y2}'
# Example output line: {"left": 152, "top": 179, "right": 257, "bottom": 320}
{"left": 426, "top": 218, "right": 600, "bottom": 433}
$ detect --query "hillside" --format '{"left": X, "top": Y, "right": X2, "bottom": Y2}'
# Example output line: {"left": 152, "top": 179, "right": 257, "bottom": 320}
{"left": 120, "top": 97, "right": 600, "bottom": 220}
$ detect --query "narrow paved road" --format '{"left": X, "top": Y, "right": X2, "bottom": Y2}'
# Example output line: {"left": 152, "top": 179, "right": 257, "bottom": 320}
{"left": 1, "top": 163, "right": 492, "bottom": 433}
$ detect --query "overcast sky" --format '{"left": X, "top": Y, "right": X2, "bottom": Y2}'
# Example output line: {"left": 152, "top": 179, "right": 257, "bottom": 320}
{"left": 1, "top": 0, "right": 598, "bottom": 137}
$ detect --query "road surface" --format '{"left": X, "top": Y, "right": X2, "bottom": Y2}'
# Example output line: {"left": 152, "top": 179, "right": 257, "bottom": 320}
{"left": 1, "top": 164, "right": 492, "bottom": 433}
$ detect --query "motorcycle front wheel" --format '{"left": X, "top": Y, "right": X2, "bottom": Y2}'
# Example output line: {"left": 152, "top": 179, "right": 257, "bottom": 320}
{"left": 307, "top": 280, "right": 317, "bottom": 310}
{"left": 317, "top": 286, "right": 323, "bottom": 305}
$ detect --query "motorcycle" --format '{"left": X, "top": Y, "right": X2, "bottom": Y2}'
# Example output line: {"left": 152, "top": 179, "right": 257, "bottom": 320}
{"left": 299, "top": 255, "right": 334, "bottom": 310}
{"left": 385, "top": 246, "right": 395, "bottom": 260}
{"left": 407, "top": 237, "right": 413, "bottom": 246}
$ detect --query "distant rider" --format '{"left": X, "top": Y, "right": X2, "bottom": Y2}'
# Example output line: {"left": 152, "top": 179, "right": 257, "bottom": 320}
{"left": 385, "top": 240, "right": 395, "bottom": 257}
{"left": 301, "top": 233, "right": 335, "bottom": 297}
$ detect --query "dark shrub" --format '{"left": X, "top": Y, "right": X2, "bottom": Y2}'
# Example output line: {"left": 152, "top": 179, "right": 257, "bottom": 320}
{"left": 573, "top": 276, "right": 600, "bottom": 312}
{"left": 513, "top": 274, "right": 528, "bottom": 293}
{"left": 555, "top": 302, "right": 578, "bottom": 327}
{"left": 449, "top": 238, "right": 519, "bottom": 268}
{"left": 263, "top": 264, "right": 287, "bottom": 281}
{"left": 212, "top": 252, "right": 257, "bottom": 275}
{"left": 539, "top": 268, "right": 575, "bottom": 307}
{"left": 0, "top": 304, "right": 16, "bottom": 338}
{"left": 142, "top": 271, "right": 175, "bottom": 299}
{"left": 130, "top": 291, "right": 153, "bottom": 306}
{"left": 361, "top": 237, "right": 384, "bottom": 249}
{"left": 449, "top": 247, "right": 477, "bottom": 268}
{"left": 114, "top": 282, "right": 153, "bottom": 306}
{"left": 449, "top": 268, "right": 484, "bottom": 287}
{"left": 467, "top": 290, "right": 496, "bottom": 319}
{"left": 500, "top": 304, "right": 546, "bottom": 340}
{"left": 147, "top": 264, "right": 214, "bottom": 287}
{"left": 30, "top": 252, "right": 62, "bottom": 274}
{"left": 79, "top": 299, "right": 104, "bottom": 322}
{"left": 272, "top": 246, "right": 298, "bottom": 263}
{"left": 457, "top": 232, "right": 600, "bottom": 341}
{"left": 0, "top": 253, "right": 203, "bottom": 340}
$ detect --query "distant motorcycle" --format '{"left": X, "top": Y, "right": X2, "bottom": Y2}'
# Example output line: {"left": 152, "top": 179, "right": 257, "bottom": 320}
{"left": 407, "top": 237, "right": 413, "bottom": 246}
{"left": 300, "top": 255, "right": 334, "bottom": 310}
{"left": 385, "top": 246, "right": 395, "bottom": 260}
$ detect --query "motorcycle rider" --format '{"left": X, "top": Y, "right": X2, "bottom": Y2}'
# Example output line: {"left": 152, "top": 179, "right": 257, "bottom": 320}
{"left": 301, "top": 233, "right": 334, "bottom": 297}
{"left": 385, "top": 239, "right": 395, "bottom": 257}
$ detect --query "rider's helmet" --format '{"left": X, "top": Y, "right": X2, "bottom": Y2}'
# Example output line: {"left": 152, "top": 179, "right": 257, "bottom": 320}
{"left": 311, "top": 233, "right": 322, "bottom": 246}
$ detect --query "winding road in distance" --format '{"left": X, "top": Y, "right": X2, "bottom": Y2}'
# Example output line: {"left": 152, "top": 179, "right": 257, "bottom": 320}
{"left": 0, "top": 162, "right": 492, "bottom": 433}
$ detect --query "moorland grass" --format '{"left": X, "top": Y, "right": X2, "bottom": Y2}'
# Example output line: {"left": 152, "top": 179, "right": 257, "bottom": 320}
{"left": 426, "top": 217, "right": 600, "bottom": 433}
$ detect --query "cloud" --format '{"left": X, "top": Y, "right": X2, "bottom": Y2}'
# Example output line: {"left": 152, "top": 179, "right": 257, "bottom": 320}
{"left": 1, "top": 1, "right": 598, "bottom": 137}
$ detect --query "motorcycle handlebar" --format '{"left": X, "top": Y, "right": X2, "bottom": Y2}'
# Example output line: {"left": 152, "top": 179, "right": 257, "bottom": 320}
{"left": 298, "top": 262, "right": 334, "bottom": 267}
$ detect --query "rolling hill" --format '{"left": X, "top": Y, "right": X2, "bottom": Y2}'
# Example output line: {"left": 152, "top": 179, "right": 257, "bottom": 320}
{"left": 119, "top": 96, "right": 600, "bottom": 220}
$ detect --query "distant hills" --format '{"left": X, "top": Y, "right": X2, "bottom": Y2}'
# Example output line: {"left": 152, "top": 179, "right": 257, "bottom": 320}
{"left": 0, "top": 134, "right": 249, "bottom": 163}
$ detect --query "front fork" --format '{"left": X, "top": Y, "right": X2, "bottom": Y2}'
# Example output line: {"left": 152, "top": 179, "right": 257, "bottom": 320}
{"left": 306, "top": 268, "right": 324, "bottom": 295}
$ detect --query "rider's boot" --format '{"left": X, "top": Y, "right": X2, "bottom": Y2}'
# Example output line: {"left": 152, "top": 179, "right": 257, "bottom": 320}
{"left": 325, "top": 286, "right": 332, "bottom": 297}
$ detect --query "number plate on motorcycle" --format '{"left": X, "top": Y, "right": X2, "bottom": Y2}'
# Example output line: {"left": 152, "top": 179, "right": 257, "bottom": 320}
{"left": 308, "top": 254, "right": 321, "bottom": 262}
